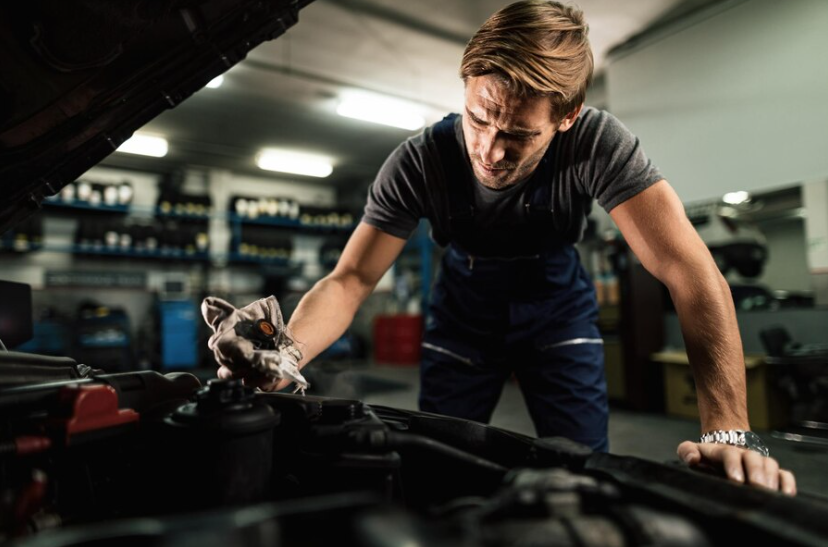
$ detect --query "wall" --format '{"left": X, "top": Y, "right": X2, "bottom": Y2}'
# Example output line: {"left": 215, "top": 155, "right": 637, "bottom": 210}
{"left": 755, "top": 218, "right": 812, "bottom": 292}
{"left": 605, "top": 0, "right": 828, "bottom": 203}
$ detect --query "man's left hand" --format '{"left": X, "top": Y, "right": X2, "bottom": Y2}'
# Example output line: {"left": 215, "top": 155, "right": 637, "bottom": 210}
{"left": 677, "top": 441, "right": 797, "bottom": 496}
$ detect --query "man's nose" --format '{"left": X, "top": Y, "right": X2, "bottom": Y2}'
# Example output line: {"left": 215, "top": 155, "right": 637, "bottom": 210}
{"left": 478, "top": 131, "right": 506, "bottom": 166}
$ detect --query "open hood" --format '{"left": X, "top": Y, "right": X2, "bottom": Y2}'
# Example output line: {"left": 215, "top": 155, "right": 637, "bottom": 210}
{"left": 0, "top": 0, "right": 314, "bottom": 234}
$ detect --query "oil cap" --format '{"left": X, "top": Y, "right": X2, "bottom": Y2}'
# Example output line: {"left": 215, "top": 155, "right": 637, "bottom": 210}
{"left": 233, "top": 319, "right": 278, "bottom": 350}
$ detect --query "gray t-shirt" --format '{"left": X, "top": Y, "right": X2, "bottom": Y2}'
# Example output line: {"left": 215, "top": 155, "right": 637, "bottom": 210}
{"left": 363, "top": 107, "right": 662, "bottom": 256}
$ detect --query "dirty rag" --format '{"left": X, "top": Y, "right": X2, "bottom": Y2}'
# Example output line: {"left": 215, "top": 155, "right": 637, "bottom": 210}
{"left": 201, "top": 295, "right": 309, "bottom": 394}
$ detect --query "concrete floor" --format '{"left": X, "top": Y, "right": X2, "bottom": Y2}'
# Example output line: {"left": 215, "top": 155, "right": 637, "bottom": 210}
{"left": 309, "top": 362, "right": 828, "bottom": 500}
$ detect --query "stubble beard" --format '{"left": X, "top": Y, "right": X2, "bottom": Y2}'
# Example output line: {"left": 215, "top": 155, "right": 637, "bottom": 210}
{"left": 469, "top": 148, "right": 546, "bottom": 190}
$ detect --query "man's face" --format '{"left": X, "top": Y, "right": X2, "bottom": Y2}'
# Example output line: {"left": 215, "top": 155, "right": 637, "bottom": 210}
{"left": 462, "top": 75, "right": 569, "bottom": 190}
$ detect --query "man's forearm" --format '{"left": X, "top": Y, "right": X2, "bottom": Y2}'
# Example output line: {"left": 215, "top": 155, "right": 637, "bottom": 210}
{"left": 286, "top": 274, "right": 372, "bottom": 367}
{"left": 669, "top": 266, "right": 749, "bottom": 433}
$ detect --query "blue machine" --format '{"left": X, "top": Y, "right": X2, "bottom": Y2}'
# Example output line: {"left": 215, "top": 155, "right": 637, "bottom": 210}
{"left": 158, "top": 300, "right": 198, "bottom": 370}
{"left": 75, "top": 306, "right": 133, "bottom": 372}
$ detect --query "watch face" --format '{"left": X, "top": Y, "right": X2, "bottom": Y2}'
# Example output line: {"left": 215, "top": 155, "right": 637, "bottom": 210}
{"left": 744, "top": 431, "right": 769, "bottom": 457}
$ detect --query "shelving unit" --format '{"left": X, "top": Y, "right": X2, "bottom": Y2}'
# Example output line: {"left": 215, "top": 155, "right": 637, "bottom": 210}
{"left": 226, "top": 194, "right": 356, "bottom": 271}
{"left": 3, "top": 170, "right": 363, "bottom": 370}
{"left": 45, "top": 198, "right": 218, "bottom": 221}
{"left": 44, "top": 201, "right": 130, "bottom": 215}
{"left": 47, "top": 245, "right": 211, "bottom": 262}
{"left": 23, "top": 189, "right": 359, "bottom": 274}
{"left": 225, "top": 253, "right": 295, "bottom": 267}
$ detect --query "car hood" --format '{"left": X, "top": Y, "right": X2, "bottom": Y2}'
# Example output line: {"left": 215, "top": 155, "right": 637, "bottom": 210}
{"left": 0, "top": 0, "right": 313, "bottom": 234}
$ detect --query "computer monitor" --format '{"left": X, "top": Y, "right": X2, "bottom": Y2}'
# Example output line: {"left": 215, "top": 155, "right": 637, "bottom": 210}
{"left": 0, "top": 280, "right": 33, "bottom": 348}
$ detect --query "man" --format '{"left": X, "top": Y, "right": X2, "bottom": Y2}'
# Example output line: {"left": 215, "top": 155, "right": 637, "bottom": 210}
{"left": 222, "top": 1, "right": 795, "bottom": 494}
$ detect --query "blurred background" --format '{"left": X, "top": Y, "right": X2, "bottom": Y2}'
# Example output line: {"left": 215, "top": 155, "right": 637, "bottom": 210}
{"left": 2, "top": 0, "right": 827, "bottom": 491}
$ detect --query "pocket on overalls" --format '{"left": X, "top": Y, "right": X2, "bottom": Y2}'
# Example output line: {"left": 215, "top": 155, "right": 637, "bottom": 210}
{"left": 535, "top": 323, "right": 603, "bottom": 353}
{"left": 421, "top": 339, "right": 477, "bottom": 367}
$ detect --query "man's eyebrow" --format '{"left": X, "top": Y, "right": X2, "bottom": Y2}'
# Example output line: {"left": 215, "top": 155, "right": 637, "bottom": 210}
{"left": 465, "top": 107, "right": 541, "bottom": 137}
{"left": 506, "top": 126, "right": 542, "bottom": 137}
{"left": 465, "top": 107, "right": 487, "bottom": 124}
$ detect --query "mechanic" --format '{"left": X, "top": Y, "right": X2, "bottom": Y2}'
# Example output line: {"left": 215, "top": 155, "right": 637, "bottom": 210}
{"left": 222, "top": 0, "right": 796, "bottom": 495}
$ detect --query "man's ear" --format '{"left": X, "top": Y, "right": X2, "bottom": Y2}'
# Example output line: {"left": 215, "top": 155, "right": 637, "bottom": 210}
{"left": 557, "top": 104, "right": 584, "bottom": 133}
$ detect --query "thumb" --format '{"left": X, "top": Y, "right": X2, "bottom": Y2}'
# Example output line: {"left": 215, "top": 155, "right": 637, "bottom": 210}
{"left": 677, "top": 440, "right": 702, "bottom": 465}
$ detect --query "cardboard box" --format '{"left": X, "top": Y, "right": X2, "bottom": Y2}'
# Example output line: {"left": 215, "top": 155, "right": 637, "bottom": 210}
{"left": 653, "top": 351, "right": 789, "bottom": 431}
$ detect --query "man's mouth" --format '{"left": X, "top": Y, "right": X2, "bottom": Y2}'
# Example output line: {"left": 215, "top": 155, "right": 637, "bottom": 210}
{"left": 478, "top": 162, "right": 512, "bottom": 175}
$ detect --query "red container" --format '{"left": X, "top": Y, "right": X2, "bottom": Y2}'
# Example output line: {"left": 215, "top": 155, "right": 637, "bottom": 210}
{"left": 373, "top": 314, "right": 423, "bottom": 365}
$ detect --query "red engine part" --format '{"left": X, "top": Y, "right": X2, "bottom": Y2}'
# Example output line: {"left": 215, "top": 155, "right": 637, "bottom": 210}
{"left": 53, "top": 385, "right": 139, "bottom": 444}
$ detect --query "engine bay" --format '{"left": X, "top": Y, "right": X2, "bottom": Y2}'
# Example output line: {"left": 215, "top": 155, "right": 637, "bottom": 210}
{"left": 2, "top": 354, "right": 828, "bottom": 546}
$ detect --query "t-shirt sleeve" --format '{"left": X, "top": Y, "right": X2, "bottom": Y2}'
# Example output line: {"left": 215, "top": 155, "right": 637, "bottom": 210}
{"left": 362, "top": 137, "right": 427, "bottom": 240}
{"left": 574, "top": 109, "right": 664, "bottom": 212}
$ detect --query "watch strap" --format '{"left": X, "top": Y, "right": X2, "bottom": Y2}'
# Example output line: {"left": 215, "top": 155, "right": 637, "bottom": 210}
{"left": 699, "top": 429, "right": 769, "bottom": 457}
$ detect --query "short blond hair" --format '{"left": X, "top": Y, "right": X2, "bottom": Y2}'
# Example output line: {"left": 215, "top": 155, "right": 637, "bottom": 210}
{"left": 460, "top": 1, "right": 593, "bottom": 121}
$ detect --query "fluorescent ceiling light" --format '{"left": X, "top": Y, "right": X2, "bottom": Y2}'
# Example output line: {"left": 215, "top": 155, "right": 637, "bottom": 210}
{"left": 206, "top": 75, "right": 224, "bottom": 89}
{"left": 256, "top": 149, "right": 333, "bottom": 178}
{"left": 723, "top": 191, "right": 750, "bottom": 205}
{"left": 337, "top": 93, "right": 425, "bottom": 131}
{"left": 116, "top": 133, "right": 168, "bottom": 158}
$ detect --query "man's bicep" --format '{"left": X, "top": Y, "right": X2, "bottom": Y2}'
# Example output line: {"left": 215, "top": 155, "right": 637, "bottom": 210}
{"left": 332, "top": 222, "right": 407, "bottom": 289}
{"left": 609, "top": 180, "right": 712, "bottom": 285}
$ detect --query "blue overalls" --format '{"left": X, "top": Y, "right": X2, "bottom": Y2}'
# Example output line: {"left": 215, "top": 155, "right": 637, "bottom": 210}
{"left": 419, "top": 115, "right": 609, "bottom": 452}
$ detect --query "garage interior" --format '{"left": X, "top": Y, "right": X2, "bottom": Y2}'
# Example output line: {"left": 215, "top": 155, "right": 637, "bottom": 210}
{"left": 2, "top": 0, "right": 828, "bottom": 542}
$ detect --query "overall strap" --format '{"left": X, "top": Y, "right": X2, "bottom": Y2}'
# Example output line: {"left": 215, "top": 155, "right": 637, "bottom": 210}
{"left": 430, "top": 114, "right": 474, "bottom": 238}
{"left": 524, "top": 147, "right": 559, "bottom": 239}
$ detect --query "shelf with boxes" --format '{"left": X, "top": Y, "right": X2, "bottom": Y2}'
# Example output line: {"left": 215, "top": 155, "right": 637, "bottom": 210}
{"left": 147, "top": 190, "right": 211, "bottom": 260}
{"left": 47, "top": 178, "right": 135, "bottom": 211}
{"left": 36, "top": 186, "right": 212, "bottom": 261}
{"left": 45, "top": 179, "right": 216, "bottom": 220}
{"left": 5, "top": 177, "right": 357, "bottom": 270}
{"left": 227, "top": 195, "right": 356, "bottom": 266}
{"left": 0, "top": 215, "right": 44, "bottom": 253}
{"left": 156, "top": 191, "right": 213, "bottom": 221}
{"left": 70, "top": 220, "right": 209, "bottom": 261}
{"left": 228, "top": 195, "right": 356, "bottom": 231}
{"left": 227, "top": 222, "right": 294, "bottom": 266}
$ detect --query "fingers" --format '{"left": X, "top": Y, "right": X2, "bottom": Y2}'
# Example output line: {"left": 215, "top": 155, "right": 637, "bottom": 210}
{"left": 689, "top": 443, "right": 742, "bottom": 482}
{"left": 677, "top": 441, "right": 701, "bottom": 465}
{"left": 760, "top": 455, "right": 779, "bottom": 491}
{"left": 741, "top": 449, "right": 767, "bottom": 488}
{"left": 780, "top": 469, "right": 797, "bottom": 496}
{"left": 720, "top": 445, "right": 746, "bottom": 484}
{"left": 686, "top": 442, "right": 797, "bottom": 495}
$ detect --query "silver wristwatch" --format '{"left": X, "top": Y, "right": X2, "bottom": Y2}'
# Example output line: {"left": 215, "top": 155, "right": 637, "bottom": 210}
{"left": 699, "top": 429, "right": 769, "bottom": 457}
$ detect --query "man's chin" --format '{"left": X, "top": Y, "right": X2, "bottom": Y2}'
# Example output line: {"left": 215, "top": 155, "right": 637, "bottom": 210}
{"left": 474, "top": 168, "right": 515, "bottom": 188}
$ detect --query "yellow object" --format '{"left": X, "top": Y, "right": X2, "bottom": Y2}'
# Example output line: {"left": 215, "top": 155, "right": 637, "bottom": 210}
{"left": 653, "top": 351, "right": 789, "bottom": 431}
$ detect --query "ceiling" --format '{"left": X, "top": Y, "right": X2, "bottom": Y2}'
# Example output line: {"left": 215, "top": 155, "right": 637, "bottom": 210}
{"left": 101, "top": 0, "right": 695, "bottom": 197}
